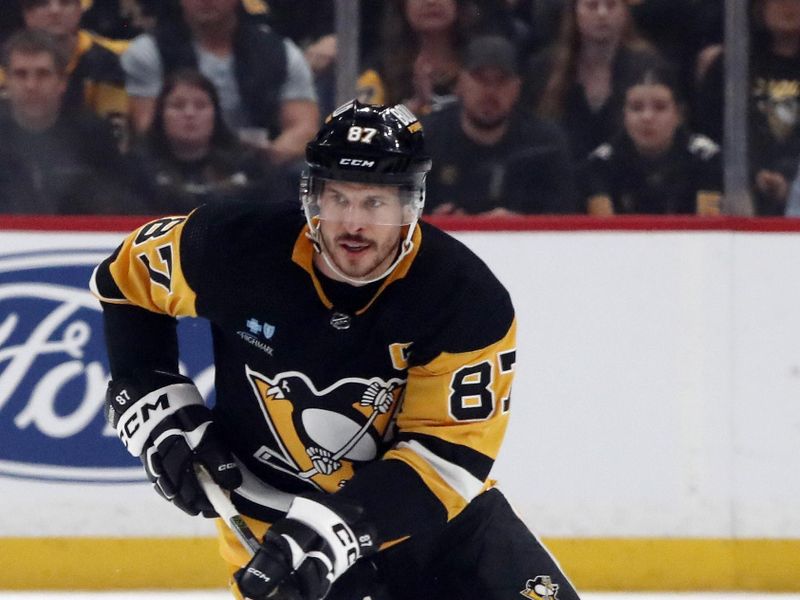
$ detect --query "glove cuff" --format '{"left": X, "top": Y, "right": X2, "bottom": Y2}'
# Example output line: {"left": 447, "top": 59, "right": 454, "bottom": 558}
{"left": 107, "top": 374, "right": 206, "bottom": 456}
{"left": 285, "top": 497, "right": 376, "bottom": 580}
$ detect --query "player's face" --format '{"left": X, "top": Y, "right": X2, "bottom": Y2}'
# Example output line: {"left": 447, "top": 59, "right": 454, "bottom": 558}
{"left": 315, "top": 181, "right": 406, "bottom": 281}
{"left": 23, "top": 0, "right": 83, "bottom": 38}
{"left": 162, "top": 82, "right": 216, "bottom": 152}
{"left": 575, "top": 0, "right": 628, "bottom": 45}
{"left": 6, "top": 50, "right": 67, "bottom": 130}
{"left": 404, "top": 0, "right": 458, "bottom": 33}
{"left": 458, "top": 66, "right": 521, "bottom": 130}
{"left": 624, "top": 83, "right": 682, "bottom": 157}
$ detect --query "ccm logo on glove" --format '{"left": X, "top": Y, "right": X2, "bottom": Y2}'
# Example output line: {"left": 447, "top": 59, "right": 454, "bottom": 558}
{"left": 246, "top": 567, "right": 272, "bottom": 583}
{"left": 105, "top": 370, "right": 242, "bottom": 517}
{"left": 110, "top": 382, "right": 203, "bottom": 456}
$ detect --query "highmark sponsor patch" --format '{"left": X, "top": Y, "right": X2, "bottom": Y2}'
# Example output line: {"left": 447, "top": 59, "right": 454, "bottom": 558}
{"left": 0, "top": 248, "right": 214, "bottom": 483}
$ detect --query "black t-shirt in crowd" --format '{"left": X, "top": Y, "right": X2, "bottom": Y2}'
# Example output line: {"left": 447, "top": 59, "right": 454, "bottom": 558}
{"left": 0, "top": 108, "right": 138, "bottom": 214}
{"left": 421, "top": 103, "right": 577, "bottom": 215}
{"left": 695, "top": 46, "right": 800, "bottom": 215}
{"left": 579, "top": 128, "right": 722, "bottom": 214}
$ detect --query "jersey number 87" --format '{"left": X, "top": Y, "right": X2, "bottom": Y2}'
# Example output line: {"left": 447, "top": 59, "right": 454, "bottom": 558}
{"left": 449, "top": 350, "right": 516, "bottom": 422}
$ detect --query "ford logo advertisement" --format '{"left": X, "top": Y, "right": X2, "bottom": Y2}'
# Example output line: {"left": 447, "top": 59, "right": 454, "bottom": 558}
{"left": 0, "top": 245, "right": 214, "bottom": 484}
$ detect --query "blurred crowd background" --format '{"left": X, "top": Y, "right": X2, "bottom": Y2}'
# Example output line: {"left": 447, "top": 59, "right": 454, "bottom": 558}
{"left": 0, "top": 0, "right": 796, "bottom": 218}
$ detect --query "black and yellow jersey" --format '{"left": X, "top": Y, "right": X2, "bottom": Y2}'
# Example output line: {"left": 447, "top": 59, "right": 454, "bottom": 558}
{"left": 91, "top": 201, "right": 516, "bottom": 547}
{"left": 68, "top": 30, "right": 129, "bottom": 147}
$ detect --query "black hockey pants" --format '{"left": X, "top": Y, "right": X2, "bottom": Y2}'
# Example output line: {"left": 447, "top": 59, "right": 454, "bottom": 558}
{"left": 329, "top": 487, "right": 582, "bottom": 600}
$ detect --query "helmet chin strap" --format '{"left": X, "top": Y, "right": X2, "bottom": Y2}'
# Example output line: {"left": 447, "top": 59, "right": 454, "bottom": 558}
{"left": 309, "top": 221, "right": 417, "bottom": 287}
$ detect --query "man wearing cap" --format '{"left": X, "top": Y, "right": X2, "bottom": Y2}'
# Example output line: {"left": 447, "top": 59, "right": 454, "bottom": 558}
{"left": 422, "top": 34, "right": 578, "bottom": 216}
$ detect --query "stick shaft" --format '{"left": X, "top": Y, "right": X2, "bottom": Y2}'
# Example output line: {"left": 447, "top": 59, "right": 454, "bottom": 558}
{"left": 194, "top": 464, "right": 261, "bottom": 556}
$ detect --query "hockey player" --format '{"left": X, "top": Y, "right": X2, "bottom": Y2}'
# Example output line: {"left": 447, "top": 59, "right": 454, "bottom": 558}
{"left": 92, "top": 100, "right": 581, "bottom": 600}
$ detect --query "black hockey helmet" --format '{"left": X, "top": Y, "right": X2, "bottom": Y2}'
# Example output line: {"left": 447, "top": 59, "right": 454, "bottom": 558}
{"left": 305, "top": 99, "right": 432, "bottom": 187}
{"left": 302, "top": 100, "right": 431, "bottom": 228}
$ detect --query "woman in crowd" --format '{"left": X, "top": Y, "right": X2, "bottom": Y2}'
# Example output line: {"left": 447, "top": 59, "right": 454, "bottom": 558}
{"left": 523, "top": 0, "right": 662, "bottom": 160}
{"left": 580, "top": 62, "right": 722, "bottom": 215}
{"left": 696, "top": 0, "right": 800, "bottom": 215}
{"left": 128, "top": 68, "right": 290, "bottom": 214}
{"left": 356, "top": 0, "right": 510, "bottom": 115}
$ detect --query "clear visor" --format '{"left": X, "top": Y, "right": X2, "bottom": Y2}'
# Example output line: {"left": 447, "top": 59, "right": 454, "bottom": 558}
{"left": 303, "top": 177, "right": 424, "bottom": 227}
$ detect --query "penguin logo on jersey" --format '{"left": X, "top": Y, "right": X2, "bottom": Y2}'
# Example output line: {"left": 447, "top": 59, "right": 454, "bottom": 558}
{"left": 246, "top": 365, "right": 405, "bottom": 489}
{"left": 520, "top": 576, "right": 559, "bottom": 599}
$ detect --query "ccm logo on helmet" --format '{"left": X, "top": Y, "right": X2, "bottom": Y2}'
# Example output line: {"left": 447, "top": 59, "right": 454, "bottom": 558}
{"left": 339, "top": 158, "right": 375, "bottom": 168}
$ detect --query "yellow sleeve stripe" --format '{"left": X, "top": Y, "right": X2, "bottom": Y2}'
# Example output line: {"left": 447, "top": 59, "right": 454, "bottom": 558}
{"left": 383, "top": 446, "right": 470, "bottom": 521}
{"left": 396, "top": 414, "right": 509, "bottom": 462}
{"left": 397, "top": 439, "right": 485, "bottom": 500}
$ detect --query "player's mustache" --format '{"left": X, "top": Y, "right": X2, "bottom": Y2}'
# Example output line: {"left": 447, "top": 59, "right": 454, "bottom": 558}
{"left": 335, "top": 234, "right": 373, "bottom": 245}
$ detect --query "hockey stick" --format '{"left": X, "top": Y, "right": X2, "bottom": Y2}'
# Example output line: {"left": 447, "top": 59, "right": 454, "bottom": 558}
{"left": 195, "top": 466, "right": 306, "bottom": 600}
{"left": 194, "top": 463, "right": 260, "bottom": 556}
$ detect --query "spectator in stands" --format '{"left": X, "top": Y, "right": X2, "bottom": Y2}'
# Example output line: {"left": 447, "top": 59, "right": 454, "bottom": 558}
{"left": 580, "top": 61, "right": 722, "bottom": 215}
{"left": 81, "top": 0, "right": 157, "bottom": 40}
{"left": 628, "top": 0, "right": 723, "bottom": 101}
{"left": 257, "top": 0, "right": 339, "bottom": 115}
{"left": 127, "top": 68, "right": 290, "bottom": 214}
{"left": 506, "top": 0, "right": 568, "bottom": 56}
{"left": 696, "top": 0, "right": 800, "bottom": 215}
{"left": 422, "top": 34, "right": 577, "bottom": 215}
{"left": 356, "top": 0, "right": 513, "bottom": 115}
{"left": 8, "top": 0, "right": 131, "bottom": 150}
{"left": 780, "top": 155, "right": 800, "bottom": 215}
{"left": 261, "top": 1, "right": 392, "bottom": 117}
{"left": 522, "top": 0, "right": 662, "bottom": 161}
{"left": 0, "top": 30, "right": 138, "bottom": 214}
{"left": 784, "top": 161, "right": 800, "bottom": 216}
{"left": 0, "top": 1, "right": 24, "bottom": 49}
{"left": 121, "top": 0, "right": 319, "bottom": 167}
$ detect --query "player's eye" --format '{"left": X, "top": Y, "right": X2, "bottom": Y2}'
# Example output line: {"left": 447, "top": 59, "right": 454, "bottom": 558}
{"left": 331, "top": 193, "right": 349, "bottom": 206}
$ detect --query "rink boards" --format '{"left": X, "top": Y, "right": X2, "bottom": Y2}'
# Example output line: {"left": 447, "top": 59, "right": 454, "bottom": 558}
{"left": 0, "top": 215, "right": 798, "bottom": 591}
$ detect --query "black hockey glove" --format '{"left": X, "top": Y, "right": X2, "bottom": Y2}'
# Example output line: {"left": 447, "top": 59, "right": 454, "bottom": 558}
{"left": 105, "top": 370, "right": 242, "bottom": 516}
{"left": 235, "top": 495, "right": 378, "bottom": 600}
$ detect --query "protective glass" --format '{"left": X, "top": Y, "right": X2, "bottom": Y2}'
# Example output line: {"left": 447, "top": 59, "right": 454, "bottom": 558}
{"left": 303, "top": 177, "right": 423, "bottom": 227}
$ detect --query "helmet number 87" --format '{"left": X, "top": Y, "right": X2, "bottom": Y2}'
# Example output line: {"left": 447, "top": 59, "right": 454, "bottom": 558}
{"left": 347, "top": 126, "right": 378, "bottom": 143}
